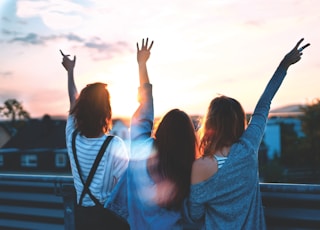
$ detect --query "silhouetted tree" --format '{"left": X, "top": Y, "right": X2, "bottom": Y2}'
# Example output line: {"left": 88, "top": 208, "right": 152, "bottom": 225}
{"left": 299, "top": 99, "right": 320, "bottom": 173}
{"left": 0, "top": 99, "right": 30, "bottom": 125}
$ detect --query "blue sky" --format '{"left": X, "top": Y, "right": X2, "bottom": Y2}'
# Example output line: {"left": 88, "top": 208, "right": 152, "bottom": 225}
{"left": 1, "top": 0, "right": 320, "bottom": 118}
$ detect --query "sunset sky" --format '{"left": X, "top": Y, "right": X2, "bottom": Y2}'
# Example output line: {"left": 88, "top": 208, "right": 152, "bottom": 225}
{"left": 1, "top": 0, "right": 319, "bottom": 119}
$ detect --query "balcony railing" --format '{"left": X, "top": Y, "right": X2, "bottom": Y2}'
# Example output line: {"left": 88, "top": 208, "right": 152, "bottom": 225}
{"left": 0, "top": 173, "right": 320, "bottom": 230}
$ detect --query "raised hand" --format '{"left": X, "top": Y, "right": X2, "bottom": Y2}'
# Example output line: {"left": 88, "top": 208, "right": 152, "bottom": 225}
{"left": 281, "top": 38, "right": 310, "bottom": 69}
{"left": 60, "top": 49, "right": 76, "bottom": 72}
{"left": 137, "top": 38, "right": 154, "bottom": 65}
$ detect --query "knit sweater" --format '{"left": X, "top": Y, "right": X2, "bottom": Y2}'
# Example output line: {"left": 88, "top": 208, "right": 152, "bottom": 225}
{"left": 183, "top": 66, "right": 288, "bottom": 230}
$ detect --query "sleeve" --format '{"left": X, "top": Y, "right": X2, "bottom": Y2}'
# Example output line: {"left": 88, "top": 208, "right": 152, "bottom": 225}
{"left": 130, "top": 83, "right": 154, "bottom": 157}
{"left": 65, "top": 115, "right": 76, "bottom": 148}
{"left": 242, "top": 66, "right": 287, "bottom": 151}
{"left": 110, "top": 136, "right": 129, "bottom": 181}
{"left": 182, "top": 196, "right": 205, "bottom": 224}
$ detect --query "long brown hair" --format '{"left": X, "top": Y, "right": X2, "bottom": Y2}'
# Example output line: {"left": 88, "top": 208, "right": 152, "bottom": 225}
{"left": 70, "top": 83, "right": 112, "bottom": 137}
{"left": 153, "top": 109, "right": 197, "bottom": 210}
{"left": 199, "top": 96, "right": 246, "bottom": 157}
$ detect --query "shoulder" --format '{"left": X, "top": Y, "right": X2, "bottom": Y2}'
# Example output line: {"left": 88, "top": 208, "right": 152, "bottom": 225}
{"left": 107, "top": 135, "right": 127, "bottom": 150}
{"left": 107, "top": 135, "right": 129, "bottom": 157}
{"left": 191, "top": 157, "right": 218, "bottom": 185}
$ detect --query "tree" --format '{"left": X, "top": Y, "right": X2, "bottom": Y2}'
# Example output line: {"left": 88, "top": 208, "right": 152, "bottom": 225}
{"left": 0, "top": 99, "right": 30, "bottom": 124}
{"left": 299, "top": 99, "right": 320, "bottom": 173}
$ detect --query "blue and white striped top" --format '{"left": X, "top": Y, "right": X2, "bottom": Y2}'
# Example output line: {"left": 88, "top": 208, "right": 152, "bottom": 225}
{"left": 66, "top": 116, "right": 129, "bottom": 207}
{"left": 214, "top": 155, "right": 228, "bottom": 169}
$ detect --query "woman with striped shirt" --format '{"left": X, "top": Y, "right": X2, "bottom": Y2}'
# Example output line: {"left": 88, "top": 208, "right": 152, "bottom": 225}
{"left": 61, "top": 50, "right": 129, "bottom": 230}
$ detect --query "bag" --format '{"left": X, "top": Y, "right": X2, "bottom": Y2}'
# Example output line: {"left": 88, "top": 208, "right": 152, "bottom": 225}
{"left": 72, "top": 130, "right": 130, "bottom": 230}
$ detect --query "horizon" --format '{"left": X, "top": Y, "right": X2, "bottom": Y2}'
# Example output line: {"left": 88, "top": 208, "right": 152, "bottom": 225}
{"left": 0, "top": 102, "right": 307, "bottom": 122}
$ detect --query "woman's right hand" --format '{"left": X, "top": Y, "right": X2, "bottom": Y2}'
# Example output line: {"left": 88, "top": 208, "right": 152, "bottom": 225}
{"left": 137, "top": 38, "right": 154, "bottom": 65}
{"left": 280, "top": 38, "right": 310, "bottom": 69}
{"left": 60, "top": 49, "right": 76, "bottom": 72}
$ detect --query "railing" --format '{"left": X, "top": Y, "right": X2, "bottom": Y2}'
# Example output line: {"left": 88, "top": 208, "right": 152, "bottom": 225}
{"left": 0, "top": 173, "right": 320, "bottom": 230}
{"left": 0, "top": 173, "right": 74, "bottom": 230}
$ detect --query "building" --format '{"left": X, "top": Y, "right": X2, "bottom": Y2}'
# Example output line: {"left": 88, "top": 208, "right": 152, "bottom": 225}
{"left": 263, "top": 104, "right": 304, "bottom": 160}
{"left": 0, "top": 115, "right": 69, "bottom": 173}
{"left": 0, "top": 123, "right": 13, "bottom": 148}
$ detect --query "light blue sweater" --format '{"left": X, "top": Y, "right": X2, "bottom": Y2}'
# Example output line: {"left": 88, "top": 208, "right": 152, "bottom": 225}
{"left": 183, "top": 66, "right": 288, "bottom": 230}
{"left": 106, "top": 84, "right": 183, "bottom": 230}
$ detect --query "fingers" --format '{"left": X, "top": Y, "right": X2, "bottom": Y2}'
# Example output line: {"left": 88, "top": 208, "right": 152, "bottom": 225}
{"left": 60, "top": 49, "right": 70, "bottom": 58}
{"left": 137, "top": 38, "right": 154, "bottom": 51}
{"left": 148, "top": 40, "right": 154, "bottom": 51}
{"left": 295, "top": 38, "right": 304, "bottom": 49}
{"left": 298, "top": 43, "right": 310, "bottom": 52}
{"left": 295, "top": 38, "right": 310, "bottom": 51}
{"left": 73, "top": 55, "right": 76, "bottom": 63}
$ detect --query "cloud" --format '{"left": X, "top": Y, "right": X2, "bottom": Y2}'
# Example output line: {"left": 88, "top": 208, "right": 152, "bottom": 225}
{"left": 2, "top": 29, "right": 13, "bottom": 35}
{"left": 65, "top": 33, "right": 84, "bottom": 42}
{"left": 8, "top": 32, "right": 81, "bottom": 45}
{"left": 244, "top": 20, "right": 265, "bottom": 27}
{"left": 0, "top": 89, "right": 20, "bottom": 102}
{"left": 82, "top": 37, "right": 130, "bottom": 60}
{"left": 0, "top": 71, "right": 13, "bottom": 78}
{"left": 2, "top": 16, "right": 11, "bottom": 22}
{"left": 7, "top": 31, "right": 130, "bottom": 60}
{"left": 10, "top": 33, "right": 45, "bottom": 45}
{"left": 16, "top": 0, "right": 87, "bottom": 30}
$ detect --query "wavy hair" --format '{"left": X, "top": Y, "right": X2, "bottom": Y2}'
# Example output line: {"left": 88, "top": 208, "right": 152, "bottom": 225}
{"left": 70, "top": 82, "right": 112, "bottom": 137}
{"left": 199, "top": 95, "right": 246, "bottom": 157}
{"left": 153, "top": 109, "right": 197, "bottom": 210}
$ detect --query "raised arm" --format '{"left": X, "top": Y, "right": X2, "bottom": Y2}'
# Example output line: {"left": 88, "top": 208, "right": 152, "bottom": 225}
{"left": 60, "top": 49, "right": 78, "bottom": 111}
{"left": 244, "top": 38, "right": 310, "bottom": 147}
{"left": 130, "top": 38, "right": 154, "bottom": 154}
{"left": 257, "top": 38, "right": 310, "bottom": 110}
{"left": 137, "top": 38, "right": 154, "bottom": 86}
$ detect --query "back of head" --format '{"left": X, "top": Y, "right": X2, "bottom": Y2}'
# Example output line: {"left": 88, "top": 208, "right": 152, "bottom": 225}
{"left": 200, "top": 95, "right": 246, "bottom": 157}
{"left": 70, "top": 83, "right": 112, "bottom": 137}
{"left": 154, "top": 109, "right": 197, "bottom": 210}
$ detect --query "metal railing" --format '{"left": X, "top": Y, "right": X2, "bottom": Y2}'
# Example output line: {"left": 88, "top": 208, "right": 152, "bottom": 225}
{"left": 0, "top": 173, "right": 320, "bottom": 230}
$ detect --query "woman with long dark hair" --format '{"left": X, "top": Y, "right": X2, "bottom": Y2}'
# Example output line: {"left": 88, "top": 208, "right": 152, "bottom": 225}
{"left": 127, "top": 38, "right": 197, "bottom": 229}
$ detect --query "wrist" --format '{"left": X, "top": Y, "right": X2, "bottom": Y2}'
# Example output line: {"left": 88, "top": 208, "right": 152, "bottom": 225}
{"left": 279, "top": 59, "right": 290, "bottom": 70}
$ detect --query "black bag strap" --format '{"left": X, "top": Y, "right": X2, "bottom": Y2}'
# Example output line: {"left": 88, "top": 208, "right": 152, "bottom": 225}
{"left": 72, "top": 130, "right": 114, "bottom": 206}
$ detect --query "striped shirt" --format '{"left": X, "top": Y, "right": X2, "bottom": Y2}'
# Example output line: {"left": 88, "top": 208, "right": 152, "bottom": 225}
{"left": 214, "top": 155, "right": 228, "bottom": 169}
{"left": 66, "top": 116, "right": 129, "bottom": 207}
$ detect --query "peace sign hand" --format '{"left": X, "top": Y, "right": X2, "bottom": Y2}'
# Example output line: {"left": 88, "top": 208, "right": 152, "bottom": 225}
{"left": 281, "top": 38, "right": 310, "bottom": 69}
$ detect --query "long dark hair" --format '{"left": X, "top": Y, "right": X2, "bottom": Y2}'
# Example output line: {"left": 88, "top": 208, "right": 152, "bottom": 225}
{"left": 199, "top": 95, "right": 246, "bottom": 157}
{"left": 70, "top": 82, "right": 112, "bottom": 138}
{"left": 153, "top": 109, "right": 197, "bottom": 210}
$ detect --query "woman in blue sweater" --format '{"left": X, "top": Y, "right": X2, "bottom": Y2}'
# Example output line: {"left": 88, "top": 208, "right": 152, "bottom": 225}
{"left": 183, "top": 38, "right": 310, "bottom": 229}
{"left": 107, "top": 38, "right": 198, "bottom": 229}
